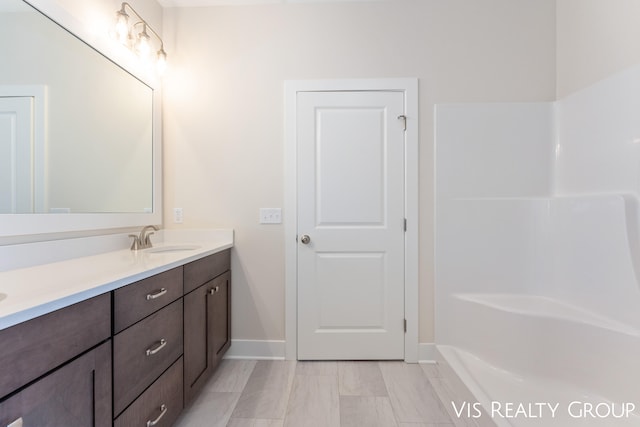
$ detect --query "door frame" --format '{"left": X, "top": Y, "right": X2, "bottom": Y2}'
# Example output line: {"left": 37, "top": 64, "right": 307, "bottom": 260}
{"left": 284, "top": 78, "right": 419, "bottom": 362}
{"left": 0, "top": 85, "right": 47, "bottom": 213}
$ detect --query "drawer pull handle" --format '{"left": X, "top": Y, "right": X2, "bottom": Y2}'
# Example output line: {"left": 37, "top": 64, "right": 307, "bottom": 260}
{"left": 146, "top": 338, "right": 167, "bottom": 356}
{"left": 146, "top": 404, "right": 167, "bottom": 427}
{"left": 146, "top": 288, "right": 167, "bottom": 300}
{"left": 208, "top": 286, "right": 220, "bottom": 295}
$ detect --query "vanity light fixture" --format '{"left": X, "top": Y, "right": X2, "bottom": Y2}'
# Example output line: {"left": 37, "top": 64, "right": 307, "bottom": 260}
{"left": 114, "top": 2, "right": 167, "bottom": 74}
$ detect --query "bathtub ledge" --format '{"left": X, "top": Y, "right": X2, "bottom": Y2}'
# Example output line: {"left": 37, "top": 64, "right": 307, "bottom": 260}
{"left": 453, "top": 293, "right": 640, "bottom": 337}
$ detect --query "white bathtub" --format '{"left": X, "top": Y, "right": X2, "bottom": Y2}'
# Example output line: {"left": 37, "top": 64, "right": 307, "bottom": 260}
{"left": 438, "top": 293, "right": 640, "bottom": 426}
{"left": 435, "top": 195, "right": 640, "bottom": 427}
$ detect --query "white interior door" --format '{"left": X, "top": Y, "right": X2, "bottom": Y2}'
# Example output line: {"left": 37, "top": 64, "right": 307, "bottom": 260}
{"left": 297, "top": 90, "right": 405, "bottom": 360}
{"left": 0, "top": 96, "right": 34, "bottom": 214}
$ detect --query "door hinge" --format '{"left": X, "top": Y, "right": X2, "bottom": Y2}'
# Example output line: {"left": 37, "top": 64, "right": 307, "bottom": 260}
{"left": 404, "top": 318, "right": 407, "bottom": 333}
{"left": 397, "top": 115, "right": 407, "bottom": 131}
{"left": 404, "top": 218, "right": 407, "bottom": 232}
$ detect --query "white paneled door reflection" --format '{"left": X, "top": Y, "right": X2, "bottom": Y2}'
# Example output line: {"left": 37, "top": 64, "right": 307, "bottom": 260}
{"left": 0, "top": 96, "right": 33, "bottom": 214}
{"left": 297, "top": 91, "right": 405, "bottom": 360}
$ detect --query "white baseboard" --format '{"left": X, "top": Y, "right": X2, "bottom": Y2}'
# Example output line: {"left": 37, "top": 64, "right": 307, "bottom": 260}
{"left": 418, "top": 343, "right": 437, "bottom": 363}
{"left": 225, "top": 340, "right": 434, "bottom": 362}
{"left": 224, "top": 339, "right": 286, "bottom": 360}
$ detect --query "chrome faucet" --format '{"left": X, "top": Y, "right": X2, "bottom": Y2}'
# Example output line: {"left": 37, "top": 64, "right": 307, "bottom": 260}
{"left": 129, "top": 225, "right": 159, "bottom": 250}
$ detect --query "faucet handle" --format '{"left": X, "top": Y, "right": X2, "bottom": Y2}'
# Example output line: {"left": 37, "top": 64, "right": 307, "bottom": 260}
{"left": 129, "top": 234, "right": 141, "bottom": 251}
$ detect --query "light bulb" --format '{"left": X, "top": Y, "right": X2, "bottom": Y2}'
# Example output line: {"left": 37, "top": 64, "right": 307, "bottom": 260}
{"left": 115, "top": 9, "right": 129, "bottom": 45}
{"left": 136, "top": 26, "right": 151, "bottom": 58}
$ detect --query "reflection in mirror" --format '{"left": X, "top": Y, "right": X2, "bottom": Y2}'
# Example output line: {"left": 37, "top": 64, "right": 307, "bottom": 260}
{"left": 0, "top": 0, "right": 153, "bottom": 214}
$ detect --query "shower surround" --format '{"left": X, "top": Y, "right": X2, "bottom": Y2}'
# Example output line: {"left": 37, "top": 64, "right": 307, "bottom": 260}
{"left": 435, "top": 64, "right": 640, "bottom": 426}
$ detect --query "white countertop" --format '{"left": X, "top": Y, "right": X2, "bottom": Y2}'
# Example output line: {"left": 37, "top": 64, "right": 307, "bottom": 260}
{"left": 0, "top": 229, "right": 233, "bottom": 330}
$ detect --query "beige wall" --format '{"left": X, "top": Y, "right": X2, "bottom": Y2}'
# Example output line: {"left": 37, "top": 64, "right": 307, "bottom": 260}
{"left": 162, "top": 0, "right": 556, "bottom": 343}
{"left": 34, "top": 0, "right": 640, "bottom": 347}
{"left": 556, "top": 0, "right": 640, "bottom": 98}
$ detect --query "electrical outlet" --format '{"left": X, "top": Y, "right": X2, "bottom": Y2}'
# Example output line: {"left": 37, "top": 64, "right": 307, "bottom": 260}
{"left": 173, "top": 207, "right": 183, "bottom": 224}
{"left": 259, "top": 208, "right": 282, "bottom": 224}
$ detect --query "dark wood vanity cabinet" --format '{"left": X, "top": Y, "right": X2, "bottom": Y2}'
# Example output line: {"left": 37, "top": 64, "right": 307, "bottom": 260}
{"left": 0, "top": 249, "right": 231, "bottom": 427}
{"left": 183, "top": 251, "right": 231, "bottom": 405}
{"left": 0, "top": 341, "right": 112, "bottom": 427}
{"left": 113, "top": 266, "right": 184, "bottom": 424}
{"left": 0, "top": 294, "right": 112, "bottom": 427}
{"left": 114, "top": 249, "right": 231, "bottom": 421}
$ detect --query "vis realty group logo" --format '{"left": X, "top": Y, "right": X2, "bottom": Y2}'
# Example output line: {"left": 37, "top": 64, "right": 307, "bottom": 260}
{"left": 452, "top": 401, "right": 637, "bottom": 422}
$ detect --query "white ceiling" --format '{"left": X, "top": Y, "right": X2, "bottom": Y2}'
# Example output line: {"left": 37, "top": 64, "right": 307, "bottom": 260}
{"left": 158, "top": 0, "right": 389, "bottom": 7}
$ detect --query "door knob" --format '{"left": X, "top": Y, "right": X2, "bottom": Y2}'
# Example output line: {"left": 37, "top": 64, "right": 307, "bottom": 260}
{"left": 300, "top": 234, "right": 311, "bottom": 244}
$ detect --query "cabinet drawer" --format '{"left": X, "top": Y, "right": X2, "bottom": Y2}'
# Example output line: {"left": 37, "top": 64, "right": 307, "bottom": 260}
{"left": 114, "top": 266, "right": 183, "bottom": 333}
{"left": 114, "top": 357, "right": 183, "bottom": 427}
{"left": 184, "top": 249, "right": 230, "bottom": 294}
{"left": 0, "top": 293, "right": 110, "bottom": 398}
{"left": 0, "top": 341, "right": 112, "bottom": 427}
{"left": 113, "top": 299, "right": 183, "bottom": 415}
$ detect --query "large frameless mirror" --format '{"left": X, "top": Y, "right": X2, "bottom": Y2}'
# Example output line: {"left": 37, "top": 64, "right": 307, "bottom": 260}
{"left": 0, "top": 0, "right": 161, "bottom": 237}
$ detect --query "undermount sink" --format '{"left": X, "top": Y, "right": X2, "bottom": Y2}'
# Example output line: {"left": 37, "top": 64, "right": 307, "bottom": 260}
{"left": 144, "top": 245, "right": 201, "bottom": 254}
{"left": 0, "top": 293, "right": 6, "bottom": 302}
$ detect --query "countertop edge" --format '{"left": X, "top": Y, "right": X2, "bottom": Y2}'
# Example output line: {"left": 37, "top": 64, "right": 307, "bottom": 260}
{"left": 0, "top": 240, "right": 233, "bottom": 331}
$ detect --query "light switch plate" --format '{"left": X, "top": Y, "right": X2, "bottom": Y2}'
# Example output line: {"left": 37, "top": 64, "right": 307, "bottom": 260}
{"left": 260, "top": 208, "right": 282, "bottom": 224}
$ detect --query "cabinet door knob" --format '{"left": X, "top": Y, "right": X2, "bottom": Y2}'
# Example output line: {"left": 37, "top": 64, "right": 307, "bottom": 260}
{"left": 146, "top": 404, "right": 167, "bottom": 427}
{"left": 209, "top": 286, "right": 220, "bottom": 295}
{"left": 145, "top": 338, "right": 167, "bottom": 356}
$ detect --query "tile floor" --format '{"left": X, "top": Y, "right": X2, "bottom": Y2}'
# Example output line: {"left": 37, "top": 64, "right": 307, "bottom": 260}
{"left": 174, "top": 359, "right": 480, "bottom": 427}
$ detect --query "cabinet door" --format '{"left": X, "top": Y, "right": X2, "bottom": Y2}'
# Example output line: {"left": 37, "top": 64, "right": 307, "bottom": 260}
{"left": 0, "top": 341, "right": 112, "bottom": 427}
{"left": 183, "top": 282, "right": 210, "bottom": 404}
{"left": 183, "top": 271, "right": 231, "bottom": 405}
{"left": 210, "top": 271, "right": 231, "bottom": 362}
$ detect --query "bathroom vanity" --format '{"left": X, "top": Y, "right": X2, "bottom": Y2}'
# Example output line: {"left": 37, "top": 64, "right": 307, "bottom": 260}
{"left": 0, "top": 232, "right": 232, "bottom": 427}
{"left": 0, "top": 2, "right": 232, "bottom": 424}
